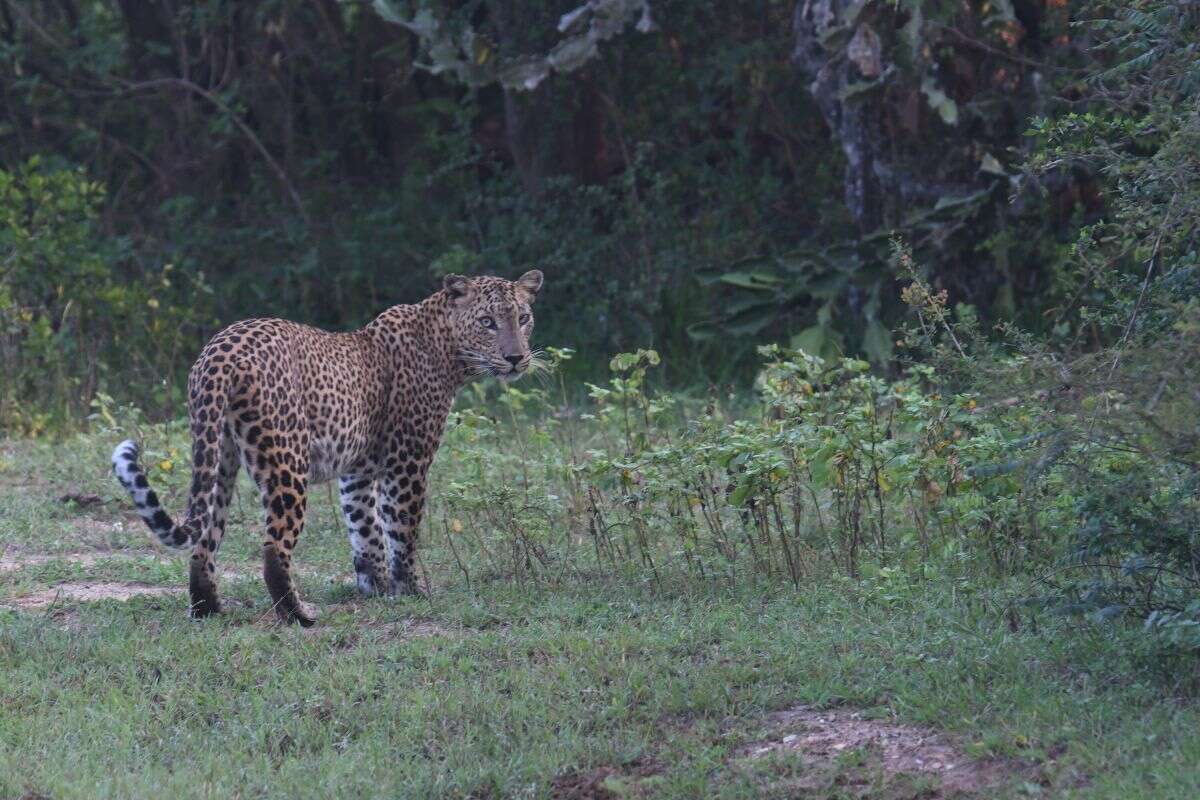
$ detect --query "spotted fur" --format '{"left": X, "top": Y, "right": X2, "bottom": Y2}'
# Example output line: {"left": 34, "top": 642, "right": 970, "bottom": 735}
{"left": 112, "top": 271, "right": 543, "bottom": 625}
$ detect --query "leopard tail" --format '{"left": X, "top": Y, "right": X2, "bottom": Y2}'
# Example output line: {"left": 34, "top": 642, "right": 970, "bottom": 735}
{"left": 111, "top": 385, "right": 227, "bottom": 549}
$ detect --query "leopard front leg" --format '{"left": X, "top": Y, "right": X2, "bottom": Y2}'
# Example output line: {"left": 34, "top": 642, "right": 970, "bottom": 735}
{"left": 339, "top": 475, "right": 390, "bottom": 596}
{"left": 377, "top": 465, "right": 429, "bottom": 596}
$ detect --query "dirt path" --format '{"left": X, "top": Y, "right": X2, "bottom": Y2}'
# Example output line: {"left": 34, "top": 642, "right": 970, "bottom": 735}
{"left": 735, "top": 704, "right": 1022, "bottom": 795}
{"left": 552, "top": 703, "right": 1037, "bottom": 798}
{"left": 8, "top": 581, "right": 180, "bottom": 610}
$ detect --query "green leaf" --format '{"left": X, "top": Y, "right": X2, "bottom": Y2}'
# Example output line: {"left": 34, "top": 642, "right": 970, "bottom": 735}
{"left": 809, "top": 447, "right": 834, "bottom": 486}
{"left": 725, "top": 304, "right": 779, "bottom": 336}
{"left": 862, "top": 319, "right": 894, "bottom": 364}
{"left": 900, "top": 4, "right": 924, "bottom": 58}
{"left": 699, "top": 255, "right": 774, "bottom": 285}
{"left": 839, "top": 74, "right": 888, "bottom": 102}
{"left": 818, "top": 25, "right": 853, "bottom": 51}
{"left": 718, "top": 271, "right": 781, "bottom": 290}
{"left": 979, "top": 153, "right": 1006, "bottom": 176}
{"left": 841, "top": 0, "right": 871, "bottom": 28}
{"left": 932, "top": 188, "right": 990, "bottom": 213}
{"left": 921, "top": 77, "right": 958, "bottom": 126}
{"left": 686, "top": 321, "right": 719, "bottom": 341}
{"left": 806, "top": 272, "right": 851, "bottom": 300}
{"left": 986, "top": 0, "right": 1016, "bottom": 23}
{"left": 800, "top": 324, "right": 843, "bottom": 360}
{"left": 547, "top": 35, "right": 599, "bottom": 73}
{"left": 791, "top": 325, "right": 827, "bottom": 358}
{"left": 724, "top": 294, "right": 781, "bottom": 315}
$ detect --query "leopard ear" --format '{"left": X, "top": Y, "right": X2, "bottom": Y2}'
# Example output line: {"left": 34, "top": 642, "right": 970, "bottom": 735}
{"left": 443, "top": 274, "right": 473, "bottom": 305}
{"left": 515, "top": 269, "right": 543, "bottom": 302}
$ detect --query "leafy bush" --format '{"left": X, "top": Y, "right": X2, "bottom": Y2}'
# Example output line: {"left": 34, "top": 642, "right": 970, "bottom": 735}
{"left": 0, "top": 159, "right": 211, "bottom": 433}
{"left": 431, "top": 341, "right": 1061, "bottom": 593}
{"left": 1018, "top": 1, "right": 1200, "bottom": 649}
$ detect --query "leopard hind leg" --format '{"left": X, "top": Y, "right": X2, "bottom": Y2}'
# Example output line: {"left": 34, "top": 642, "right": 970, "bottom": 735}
{"left": 188, "top": 423, "right": 239, "bottom": 617}
{"left": 233, "top": 409, "right": 315, "bottom": 627}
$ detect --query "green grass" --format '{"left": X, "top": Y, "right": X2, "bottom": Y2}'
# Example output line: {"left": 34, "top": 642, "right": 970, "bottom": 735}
{"left": 2, "top": 431, "right": 1199, "bottom": 799}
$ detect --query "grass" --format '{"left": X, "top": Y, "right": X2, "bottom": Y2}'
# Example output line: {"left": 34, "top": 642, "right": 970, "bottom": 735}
{"left": 2, "top": 428, "right": 1200, "bottom": 799}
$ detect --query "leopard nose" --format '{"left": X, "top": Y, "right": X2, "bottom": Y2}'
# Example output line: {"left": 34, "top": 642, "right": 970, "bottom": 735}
{"left": 504, "top": 354, "right": 523, "bottom": 368}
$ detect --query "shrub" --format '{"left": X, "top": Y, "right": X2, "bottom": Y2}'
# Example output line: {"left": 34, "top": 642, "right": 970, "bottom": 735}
{"left": 0, "top": 158, "right": 211, "bottom": 433}
{"left": 432, "top": 341, "right": 1054, "bottom": 591}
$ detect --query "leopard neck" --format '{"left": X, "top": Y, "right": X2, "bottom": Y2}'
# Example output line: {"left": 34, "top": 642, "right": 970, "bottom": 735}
{"left": 366, "top": 291, "right": 470, "bottom": 394}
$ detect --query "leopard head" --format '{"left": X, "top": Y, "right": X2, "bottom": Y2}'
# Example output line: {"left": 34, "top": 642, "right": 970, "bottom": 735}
{"left": 443, "top": 270, "right": 543, "bottom": 382}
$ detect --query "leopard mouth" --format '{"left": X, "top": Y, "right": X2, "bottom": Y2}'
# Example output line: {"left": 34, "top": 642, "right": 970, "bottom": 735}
{"left": 497, "top": 366, "right": 525, "bottom": 382}
{"left": 458, "top": 350, "right": 529, "bottom": 381}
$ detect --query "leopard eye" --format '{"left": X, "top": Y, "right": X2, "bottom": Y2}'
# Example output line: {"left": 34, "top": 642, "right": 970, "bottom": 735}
{"left": 518, "top": 313, "right": 531, "bottom": 325}
{"left": 479, "top": 316, "right": 497, "bottom": 330}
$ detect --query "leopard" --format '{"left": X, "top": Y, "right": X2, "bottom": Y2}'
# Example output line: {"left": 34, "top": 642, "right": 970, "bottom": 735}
{"left": 112, "top": 270, "right": 544, "bottom": 626}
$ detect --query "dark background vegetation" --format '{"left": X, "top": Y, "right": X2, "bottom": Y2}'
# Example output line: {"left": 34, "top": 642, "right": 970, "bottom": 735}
{"left": 1, "top": 1, "right": 1198, "bottom": 650}
{"left": 1, "top": 0, "right": 1099, "bottom": 399}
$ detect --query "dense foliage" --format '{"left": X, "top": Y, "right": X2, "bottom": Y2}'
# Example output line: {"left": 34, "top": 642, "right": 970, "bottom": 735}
{"left": 0, "top": 0, "right": 1097, "bottom": 393}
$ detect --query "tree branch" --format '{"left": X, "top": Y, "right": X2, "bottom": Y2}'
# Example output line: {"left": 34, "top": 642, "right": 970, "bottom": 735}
{"left": 117, "top": 77, "right": 311, "bottom": 227}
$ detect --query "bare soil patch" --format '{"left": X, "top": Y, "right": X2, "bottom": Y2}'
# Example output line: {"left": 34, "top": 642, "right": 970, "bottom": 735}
{"left": 0, "top": 549, "right": 126, "bottom": 573}
{"left": 374, "top": 616, "right": 460, "bottom": 640}
{"left": 548, "top": 706, "right": 1035, "bottom": 798}
{"left": 551, "top": 767, "right": 624, "bottom": 800}
{"left": 0, "top": 539, "right": 183, "bottom": 572}
{"left": 551, "top": 760, "right": 663, "bottom": 800}
{"left": 0, "top": 542, "right": 261, "bottom": 579}
{"left": 736, "top": 705, "right": 1022, "bottom": 796}
{"left": 72, "top": 515, "right": 142, "bottom": 549}
{"left": 57, "top": 492, "right": 105, "bottom": 508}
{"left": 5, "top": 581, "right": 179, "bottom": 610}
{"left": 305, "top": 614, "right": 463, "bottom": 642}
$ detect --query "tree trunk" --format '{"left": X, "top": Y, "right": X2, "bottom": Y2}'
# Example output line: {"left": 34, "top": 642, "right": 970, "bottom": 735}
{"left": 791, "top": 0, "right": 1048, "bottom": 233}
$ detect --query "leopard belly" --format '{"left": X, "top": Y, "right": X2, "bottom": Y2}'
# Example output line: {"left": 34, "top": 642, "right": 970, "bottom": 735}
{"left": 308, "top": 434, "right": 376, "bottom": 485}
{"left": 308, "top": 440, "right": 341, "bottom": 484}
